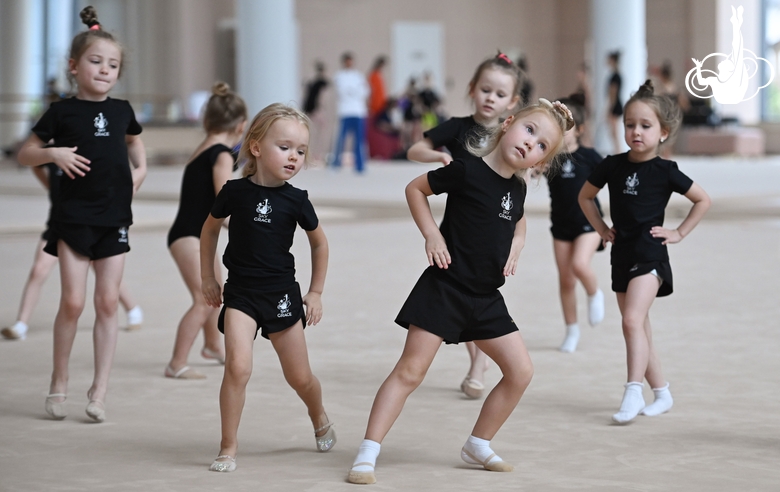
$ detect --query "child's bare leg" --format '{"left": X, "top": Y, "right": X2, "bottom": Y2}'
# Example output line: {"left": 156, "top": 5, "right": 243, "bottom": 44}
{"left": 117, "top": 282, "right": 135, "bottom": 312}
{"left": 168, "top": 238, "right": 222, "bottom": 372}
{"left": 461, "top": 331, "right": 533, "bottom": 471}
{"left": 572, "top": 232, "right": 605, "bottom": 327}
{"left": 216, "top": 308, "right": 256, "bottom": 461}
{"left": 50, "top": 242, "right": 90, "bottom": 398}
{"left": 349, "top": 326, "right": 441, "bottom": 484}
{"left": 639, "top": 314, "right": 673, "bottom": 416}
{"left": 553, "top": 239, "right": 577, "bottom": 324}
{"left": 88, "top": 253, "right": 124, "bottom": 406}
{"left": 17, "top": 239, "right": 57, "bottom": 324}
{"left": 466, "top": 342, "right": 489, "bottom": 382}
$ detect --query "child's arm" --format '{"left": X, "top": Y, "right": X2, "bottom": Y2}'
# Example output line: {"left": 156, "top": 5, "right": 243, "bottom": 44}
{"left": 407, "top": 138, "right": 452, "bottom": 165}
{"left": 213, "top": 153, "right": 234, "bottom": 229}
{"left": 200, "top": 214, "right": 225, "bottom": 308}
{"left": 579, "top": 182, "right": 615, "bottom": 245}
{"left": 17, "top": 134, "right": 91, "bottom": 179}
{"left": 126, "top": 135, "right": 147, "bottom": 195}
{"left": 650, "top": 183, "right": 711, "bottom": 244}
{"left": 503, "top": 216, "right": 527, "bottom": 276}
{"left": 31, "top": 165, "right": 50, "bottom": 190}
{"left": 303, "top": 225, "right": 329, "bottom": 326}
{"left": 405, "top": 174, "right": 451, "bottom": 268}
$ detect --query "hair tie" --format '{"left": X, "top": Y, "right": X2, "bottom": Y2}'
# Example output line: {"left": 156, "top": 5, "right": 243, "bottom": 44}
{"left": 497, "top": 53, "right": 512, "bottom": 65}
{"left": 89, "top": 23, "right": 101, "bottom": 31}
{"left": 552, "top": 100, "right": 574, "bottom": 123}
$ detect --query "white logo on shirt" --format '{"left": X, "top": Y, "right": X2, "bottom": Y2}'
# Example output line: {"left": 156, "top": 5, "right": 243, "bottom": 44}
{"left": 118, "top": 227, "right": 128, "bottom": 243}
{"left": 94, "top": 113, "right": 110, "bottom": 137}
{"left": 254, "top": 199, "right": 272, "bottom": 223}
{"left": 499, "top": 192, "right": 513, "bottom": 221}
{"left": 277, "top": 294, "right": 292, "bottom": 318}
{"left": 624, "top": 173, "right": 639, "bottom": 195}
{"left": 561, "top": 159, "right": 575, "bottom": 178}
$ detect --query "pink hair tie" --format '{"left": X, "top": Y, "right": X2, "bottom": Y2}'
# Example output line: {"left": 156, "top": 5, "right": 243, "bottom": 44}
{"left": 89, "top": 24, "right": 101, "bottom": 31}
{"left": 497, "top": 53, "right": 512, "bottom": 65}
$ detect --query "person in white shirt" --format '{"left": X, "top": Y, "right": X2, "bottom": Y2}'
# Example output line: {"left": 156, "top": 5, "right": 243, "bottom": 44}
{"left": 331, "top": 52, "right": 369, "bottom": 173}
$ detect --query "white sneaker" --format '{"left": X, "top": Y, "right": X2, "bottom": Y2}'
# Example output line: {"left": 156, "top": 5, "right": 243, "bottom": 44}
{"left": 126, "top": 306, "right": 143, "bottom": 331}
{"left": 1, "top": 321, "right": 28, "bottom": 340}
{"left": 588, "top": 289, "right": 605, "bottom": 326}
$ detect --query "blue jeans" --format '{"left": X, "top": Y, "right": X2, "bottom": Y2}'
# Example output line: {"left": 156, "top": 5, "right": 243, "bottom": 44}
{"left": 332, "top": 116, "right": 366, "bottom": 172}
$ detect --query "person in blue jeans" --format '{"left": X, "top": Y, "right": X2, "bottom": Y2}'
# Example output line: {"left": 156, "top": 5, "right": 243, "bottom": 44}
{"left": 331, "top": 52, "right": 369, "bottom": 172}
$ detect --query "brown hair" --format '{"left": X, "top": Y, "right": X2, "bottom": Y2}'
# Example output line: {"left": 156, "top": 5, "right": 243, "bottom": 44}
{"left": 624, "top": 79, "right": 682, "bottom": 146}
{"left": 68, "top": 6, "right": 124, "bottom": 84}
{"left": 466, "top": 98, "right": 575, "bottom": 176}
{"left": 203, "top": 82, "right": 248, "bottom": 133}
{"left": 239, "top": 103, "right": 311, "bottom": 177}
{"left": 467, "top": 51, "right": 523, "bottom": 101}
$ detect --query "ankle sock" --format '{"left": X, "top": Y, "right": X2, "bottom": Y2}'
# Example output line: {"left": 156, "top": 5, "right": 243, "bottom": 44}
{"left": 2, "top": 321, "right": 28, "bottom": 340}
{"left": 612, "top": 382, "right": 645, "bottom": 423}
{"left": 461, "top": 435, "right": 504, "bottom": 466}
{"left": 588, "top": 289, "right": 605, "bottom": 326}
{"left": 559, "top": 324, "right": 580, "bottom": 353}
{"left": 351, "top": 439, "right": 381, "bottom": 472}
{"left": 641, "top": 382, "right": 673, "bottom": 416}
{"left": 126, "top": 306, "right": 143, "bottom": 325}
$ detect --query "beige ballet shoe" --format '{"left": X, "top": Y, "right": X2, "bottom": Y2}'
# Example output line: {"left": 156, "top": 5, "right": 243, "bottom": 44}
{"left": 201, "top": 347, "right": 225, "bottom": 365}
{"left": 460, "top": 376, "right": 485, "bottom": 399}
{"left": 86, "top": 400, "right": 106, "bottom": 422}
{"left": 45, "top": 393, "right": 67, "bottom": 420}
{"left": 461, "top": 448, "right": 514, "bottom": 472}
{"left": 164, "top": 365, "right": 206, "bottom": 380}
{"left": 315, "top": 421, "right": 336, "bottom": 452}
{"left": 209, "top": 455, "right": 236, "bottom": 472}
{"left": 348, "top": 462, "right": 376, "bottom": 484}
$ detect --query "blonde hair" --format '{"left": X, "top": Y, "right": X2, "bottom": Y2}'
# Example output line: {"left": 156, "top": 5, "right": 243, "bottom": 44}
{"left": 466, "top": 98, "right": 575, "bottom": 176}
{"left": 203, "top": 82, "right": 247, "bottom": 133}
{"left": 68, "top": 6, "right": 124, "bottom": 87}
{"left": 239, "top": 103, "right": 311, "bottom": 178}
{"left": 624, "top": 79, "right": 682, "bottom": 147}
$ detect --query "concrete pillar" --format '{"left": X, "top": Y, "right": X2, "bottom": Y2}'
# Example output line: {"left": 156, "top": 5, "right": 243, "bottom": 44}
{"left": 590, "top": 0, "right": 646, "bottom": 155}
{"left": 45, "top": 0, "right": 74, "bottom": 97}
{"left": 235, "top": 0, "right": 299, "bottom": 115}
{"left": 0, "top": 0, "right": 44, "bottom": 148}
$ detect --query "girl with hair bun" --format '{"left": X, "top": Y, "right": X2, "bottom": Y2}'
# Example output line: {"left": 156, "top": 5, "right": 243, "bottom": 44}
{"left": 579, "top": 80, "right": 711, "bottom": 424}
{"left": 17, "top": 5, "right": 146, "bottom": 423}
{"left": 164, "top": 82, "right": 248, "bottom": 379}
{"left": 407, "top": 51, "right": 524, "bottom": 400}
{"left": 348, "top": 99, "right": 574, "bottom": 485}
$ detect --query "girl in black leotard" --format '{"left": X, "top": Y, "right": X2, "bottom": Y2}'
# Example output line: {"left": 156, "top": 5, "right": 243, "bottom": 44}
{"left": 164, "top": 82, "right": 247, "bottom": 379}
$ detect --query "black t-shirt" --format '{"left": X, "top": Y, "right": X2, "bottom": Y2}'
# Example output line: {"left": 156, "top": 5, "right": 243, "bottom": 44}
{"left": 546, "top": 146, "right": 603, "bottom": 228}
{"left": 167, "top": 143, "right": 232, "bottom": 246}
{"left": 210, "top": 177, "right": 319, "bottom": 289}
{"left": 423, "top": 116, "right": 484, "bottom": 161}
{"left": 587, "top": 153, "right": 693, "bottom": 264}
{"left": 303, "top": 78, "right": 328, "bottom": 114}
{"left": 427, "top": 157, "right": 527, "bottom": 295}
{"left": 31, "top": 97, "right": 142, "bottom": 227}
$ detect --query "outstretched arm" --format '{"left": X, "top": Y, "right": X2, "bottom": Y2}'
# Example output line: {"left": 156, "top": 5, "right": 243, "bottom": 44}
{"left": 126, "top": 134, "right": 147, "bottom": 194}
{"left": 407, "top": 137, "right": 452, "bottom": 165}
{"left": 200, "top": 214, "right": 225, "bottom": 308}
{"left": 650, "top": 183, "right": 711, "bottom": 244}
{"left": 579, "top": 182, "right": 615, "bottom": 245}
{"left": 303, "top": 225, "right": 329, "bottom": 326}
{"left": 17, "top": 133, "right": 91, "bottom": 179}
{"left": 503, "top": 216, "right": 526, "bottom": 276}
{"left": 405, "top": 173, "right": 450, "bottom": 269}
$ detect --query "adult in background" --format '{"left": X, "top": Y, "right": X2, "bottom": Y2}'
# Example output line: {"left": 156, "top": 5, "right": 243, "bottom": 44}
{"left": 331, "top": 52, "right": 369, "bottom": 173}
{"left": 303, "top": 61, "right": 330, "bottom": 164}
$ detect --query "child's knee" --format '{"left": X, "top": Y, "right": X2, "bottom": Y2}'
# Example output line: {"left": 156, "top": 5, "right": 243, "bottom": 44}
{"left": 285, "top": 369, "right": 316, "bottom": 392}
{"left": 394, "top": 362, "right": 427, "bottom": 389}
{"left": 93, "top": 293, "right": 119, "bottom": 317}
{"left": 225, "top": 358, "right": 252, "bottom": 385}
{"left": 59, "top": 296, "right": 85, "bottom": 319}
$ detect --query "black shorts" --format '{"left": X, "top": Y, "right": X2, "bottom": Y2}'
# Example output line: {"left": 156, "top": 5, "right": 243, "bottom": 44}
{"left": 218, "top": 281, "right": 306, "bottom": 340}
{"left": 611, "top": 260, "right": 673, "bottom": 297}
{"left": 43, "top": 222, "right": 130, "bottom": 260}
{"left": 551, "top": 223, "right": 605, "bottom": 252}
{"left": 395, "top": 269, "right": 518, "bottom": 344}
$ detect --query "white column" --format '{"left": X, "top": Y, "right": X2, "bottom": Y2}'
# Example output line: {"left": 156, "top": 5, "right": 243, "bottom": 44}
{"left": 590, "top": 0, "right": 646, "bottom": 155}
{"left": 0, "top": 0, "right": 44, "bottom": 147}
{"left": 45, "top": 0, "right": 74, "bottom": 95}
{"left": 235, "top": 0, "right": 299, "bottom": 116}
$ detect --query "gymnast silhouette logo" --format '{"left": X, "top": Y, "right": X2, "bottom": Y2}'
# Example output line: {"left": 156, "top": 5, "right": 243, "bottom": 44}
{"left": 499, "top": 192, "right": 513, "bottom": 220}
{"left": 254, "top": 199, "right": 272, "bottom": 223}
{"left": 561, "top": 159, "right": 575, "bottom": 178}
{"left": 624, "top": 173, "right": 639, "bottom": 195}
{"left": 93, "top": 112, "right": 109, "bottom": 136}
{"left": 118, "top": 227, "right": 128, "bottom": 243}
{"left": 685, "top": 5, "right": 775, "bottom": 104}
{"left": 277, "top": 294, "right": 292, "bottom": 318}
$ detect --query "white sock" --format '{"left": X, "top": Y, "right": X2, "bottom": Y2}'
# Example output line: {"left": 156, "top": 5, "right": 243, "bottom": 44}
{"left": 461, "top": 435, "right": 503, "bottom": 466}
{"left": 126, "top": 306, "right": 143, "bottom": 325}
{"left": 351, "top": 439, "right": 380, "bottom": 472}
{"left": 588, "top": 289, "right": 605, "bottom": 326}
{"left": 612, "top": 382, "right": 645, "bottom": 423}
{"left": 559, "top": 324, "right": 580, "bottom": 353}
{"left": 641, "top": 383, "right": 673, "bottom": 416}
{"left": 4, "top": 321, "right": 29, "bottom": 339}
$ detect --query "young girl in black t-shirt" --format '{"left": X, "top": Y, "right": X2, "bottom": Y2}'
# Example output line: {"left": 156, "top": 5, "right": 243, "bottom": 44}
{"left": 200, "top": 103, "right": 333, "bottom": 473}
{"left": 17, "top": 6, "right": 146, "bottom": 423}
{"left": 164, "top": 82, "right": 247, "bottom": 380}
{"left": 544, "top": 98, "right": 605, "bottom": 353}
{"left": 407, "top": 52, "right": 523, "bottom": 399}
{"left": 579, "top": 80, "right": 710, "bottom": 424}
{"left": 348, "top": 99, "right": 575, "bottom": 485}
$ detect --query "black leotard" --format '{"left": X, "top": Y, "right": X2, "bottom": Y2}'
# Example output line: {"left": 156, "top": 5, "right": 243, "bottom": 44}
{"left": 167, "top": 143, "right": 232, "bottom": 247}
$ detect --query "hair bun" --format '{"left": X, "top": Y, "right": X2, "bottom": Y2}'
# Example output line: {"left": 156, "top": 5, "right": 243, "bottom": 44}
{"left": 211, "top": 82, "right": 231, "bottom": 97}
{"left": 80, "top": 6, "right": 99, "bottom": 28}
{"left": 638, "top": 79, "right": 655, "bottom": 96}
